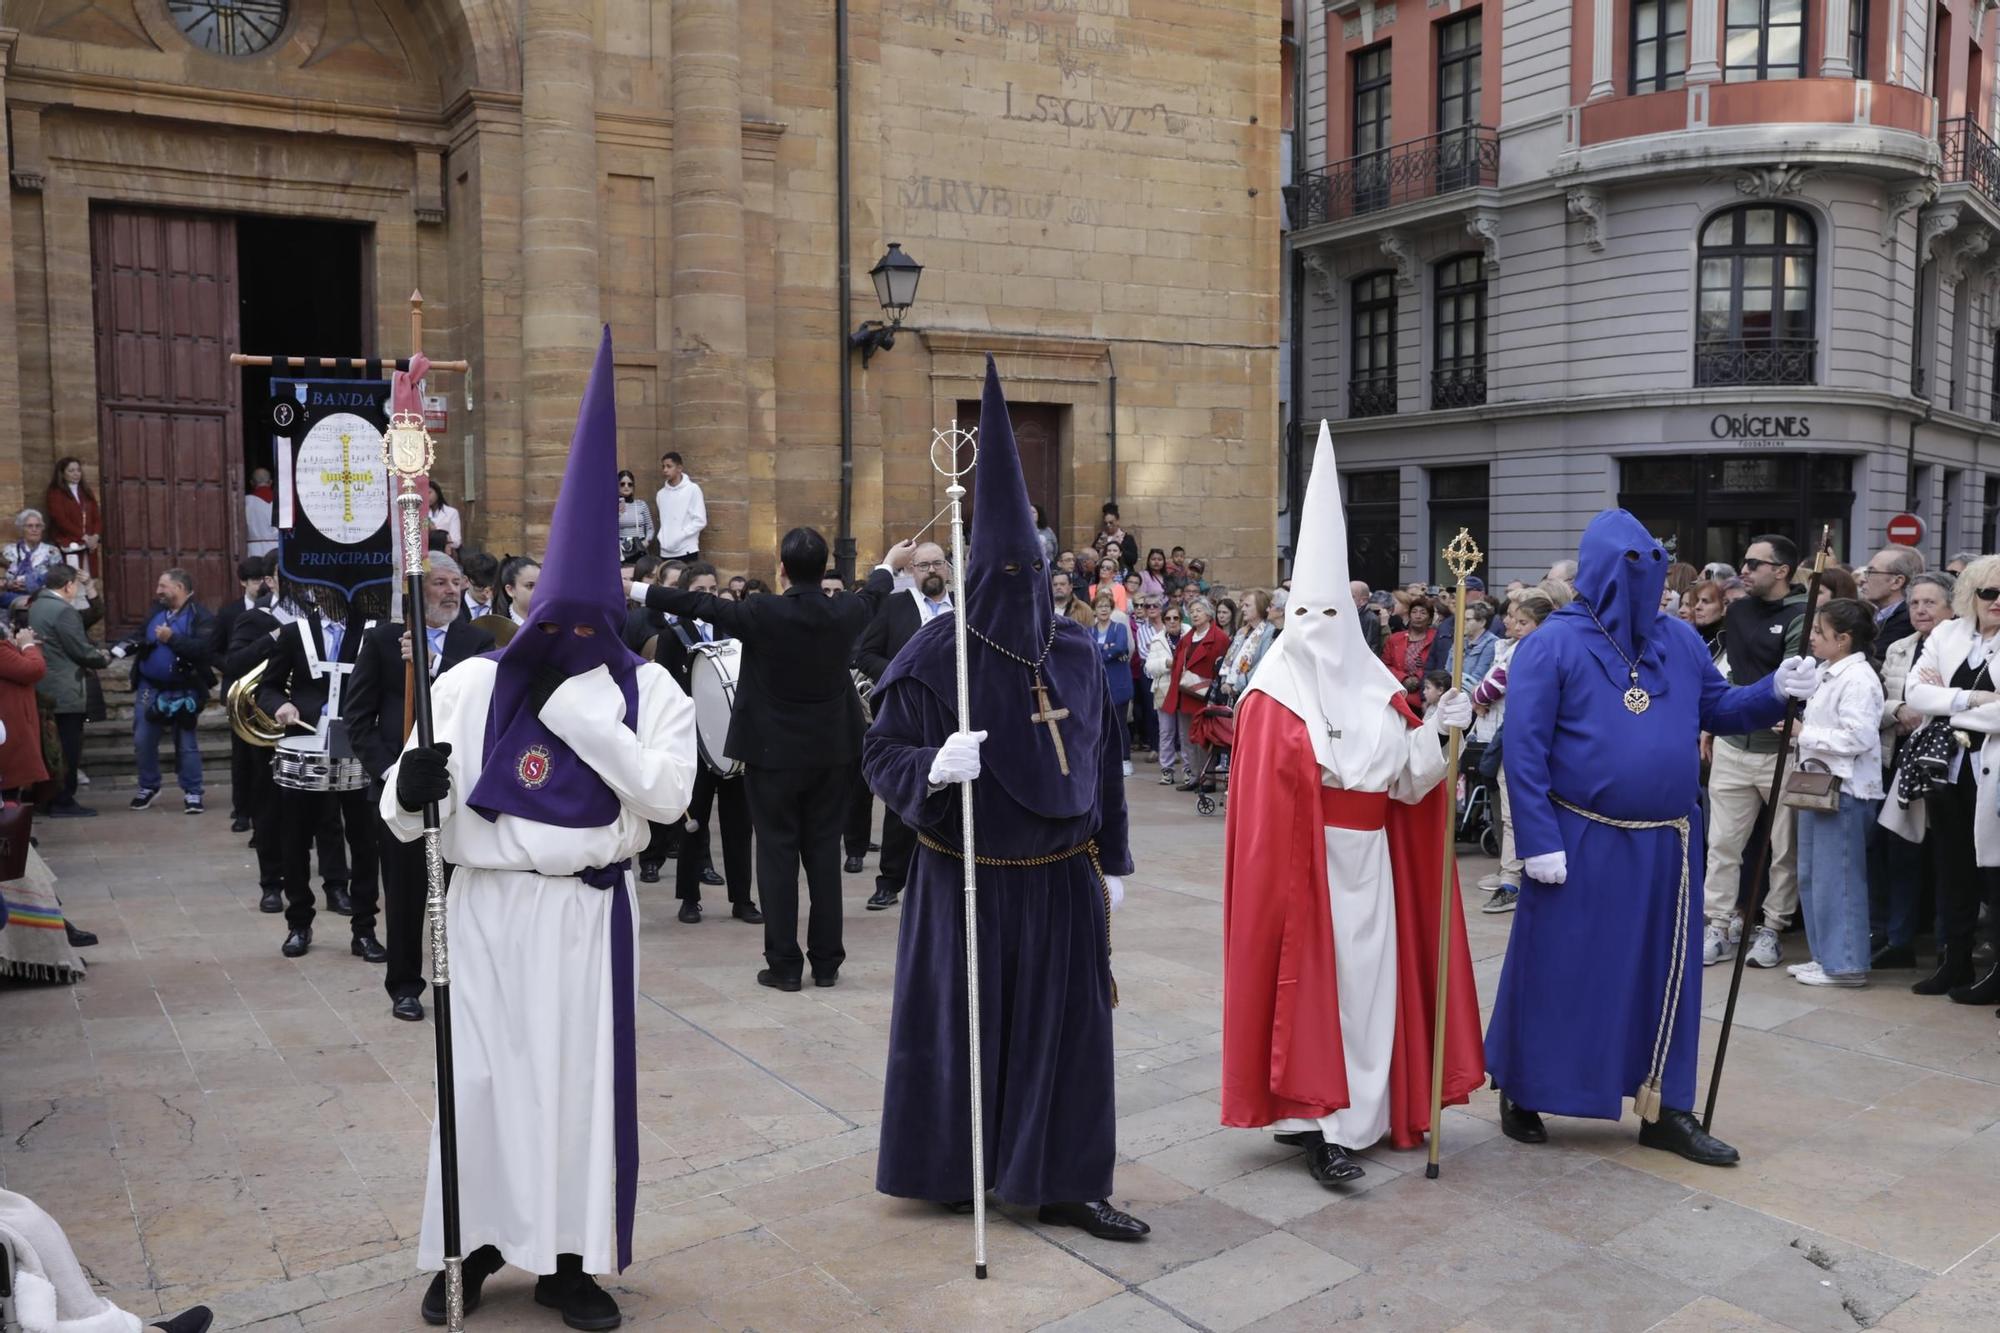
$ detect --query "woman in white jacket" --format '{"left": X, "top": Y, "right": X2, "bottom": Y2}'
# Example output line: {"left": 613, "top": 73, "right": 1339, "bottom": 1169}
{"left": 1790, "top": 599, "right": 1884, "bottom": 987}
{"left": 1901, "top": 554, "right": 2000, "bottom": 1005}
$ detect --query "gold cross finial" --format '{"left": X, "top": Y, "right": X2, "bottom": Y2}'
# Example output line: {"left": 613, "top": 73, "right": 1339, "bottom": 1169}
{"left": 1442, "top": 528, "right": 1483, "bottom": 582}
{"left": 320, "top": 432, "right": 374, "bottom": 525}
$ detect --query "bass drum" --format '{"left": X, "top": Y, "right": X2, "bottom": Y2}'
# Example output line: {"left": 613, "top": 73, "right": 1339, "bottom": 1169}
{"left": 688, "top": 639, "right": 745, "bottom": 778}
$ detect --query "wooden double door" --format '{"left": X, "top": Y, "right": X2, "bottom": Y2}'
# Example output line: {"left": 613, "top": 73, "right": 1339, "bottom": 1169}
{"left": 954, "top": 398, "right": 1065, "bottom": 538}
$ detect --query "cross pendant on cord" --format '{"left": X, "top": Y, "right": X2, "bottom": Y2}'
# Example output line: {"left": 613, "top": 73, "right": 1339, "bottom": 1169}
{"left": 1028, "top": 673, "right": 1071, "bottom": 776}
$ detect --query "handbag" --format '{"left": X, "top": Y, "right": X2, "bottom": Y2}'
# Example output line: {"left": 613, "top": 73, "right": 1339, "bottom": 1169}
{"left": 1179, "top": 669, "right": 1208, "bottom": 692}
{"left": 1781, "top": 758, "right": 1842, "bottom": 813}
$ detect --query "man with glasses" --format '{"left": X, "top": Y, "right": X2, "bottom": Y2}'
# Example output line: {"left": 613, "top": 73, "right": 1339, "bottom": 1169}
{"left": 1702, "top": 533, "right": 1808, "bottom": 971}
{"left": 1858, "top": 546, "right": 1923, "bottom": 669}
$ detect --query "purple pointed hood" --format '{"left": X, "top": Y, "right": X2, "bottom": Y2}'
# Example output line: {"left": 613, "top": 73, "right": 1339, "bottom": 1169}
{"left": 965, "top": 355, "right": 1056, "bottom": 660}
{"left": 467, "top": 327, "right": 642, "bottom": 828}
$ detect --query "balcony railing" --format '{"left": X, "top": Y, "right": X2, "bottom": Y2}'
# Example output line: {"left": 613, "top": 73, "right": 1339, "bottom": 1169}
{"left": 1942, "top": 117, "right": 2000, "bottom": 201}
{"left": 1297, "top": 127, "right": 1498, "bottom": 228}
{"left": 1348, "top": 371, "right": 1398, "bottom": 419}
{"left": 1694, "top": 337, "right": 1817, "bottom": 388}
{"left": 1431, "top": 362, "right": 1487, "bottom": 409}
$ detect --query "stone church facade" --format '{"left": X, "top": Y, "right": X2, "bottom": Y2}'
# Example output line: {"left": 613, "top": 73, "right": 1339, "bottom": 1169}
{"left": 0, "top": 0, "right": 1280, "bottom": 620}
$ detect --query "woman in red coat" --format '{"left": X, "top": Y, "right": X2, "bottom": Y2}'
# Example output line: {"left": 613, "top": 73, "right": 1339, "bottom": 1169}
{"left": 1380, "top": 596, "right": 1439, "bottom": 712}
{"left": 1165, "top": 595, "right": 1229, "bottom": 792}
{"left": 0, "top": 628, "right": 50, "bottom": 793}
{"left": 43, "top": 457, "right": 102, "bottom": 578}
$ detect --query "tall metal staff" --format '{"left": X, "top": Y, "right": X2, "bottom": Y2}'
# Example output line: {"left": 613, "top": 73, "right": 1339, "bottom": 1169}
{"left": 1704, "top": 525, "right": 1833, "bottom": 1132}
{"left": 382, "top": 394, "right": 468, "bottom": 1332}
{"left": 1426, "top": 528, "right": 1482, "bottom": 1179}
{"left": 931, "top": 419, "right": 990, "bottom": 1279}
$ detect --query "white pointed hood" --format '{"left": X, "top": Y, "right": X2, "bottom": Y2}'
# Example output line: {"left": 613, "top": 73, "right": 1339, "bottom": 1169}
{"left": 1246, "top": 422, "right": 1406, "bottom": 782}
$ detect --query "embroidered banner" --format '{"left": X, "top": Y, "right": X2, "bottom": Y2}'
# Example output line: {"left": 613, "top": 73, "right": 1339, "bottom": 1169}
{"left": 269, "top": 378, "right": 394, "bottom": 614}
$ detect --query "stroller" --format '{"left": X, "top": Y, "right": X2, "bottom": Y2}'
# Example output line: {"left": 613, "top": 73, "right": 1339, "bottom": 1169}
{"left": 1188, "top": 689, "right": 1235, "bottom": 817}
{"left": 1455, "top": 739, "right": 1501, "bottom": 858}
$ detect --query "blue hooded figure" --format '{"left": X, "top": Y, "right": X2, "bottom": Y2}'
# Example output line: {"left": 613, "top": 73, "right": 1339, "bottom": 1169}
{"left": 1485, "top": 509, "right": 1806, "bottom": 1167}
{"left": 862, "top": 357, "right": 1149, "bottom": 1241}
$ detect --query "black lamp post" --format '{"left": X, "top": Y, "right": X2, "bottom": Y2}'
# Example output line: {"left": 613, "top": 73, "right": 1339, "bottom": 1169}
{"left": 849, "top": 243, "right": 924, "bottom": 366}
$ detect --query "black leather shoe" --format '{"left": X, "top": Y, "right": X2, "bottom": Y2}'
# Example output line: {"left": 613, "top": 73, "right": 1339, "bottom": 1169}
{"left": 151, "top": 1307, "right": 214, "bottom": 1333}
{"left": 1307, "top": 1143, "right": 1366, "bottom": 1185}
{"left": 1498, "top": 1092, "right": 1548, "bottom": 1145}
{"left": 678, "top": 900, "right": 702, "bottom": 924}
{"left": 421, "top": 1244, "right": 504, "bottom": 1325}
{"left": 868, "top": 841, "right": 881, "bottom": 853}
{"left": 701, "top": 866, "right": 725, "bottom": 886}
{"left": 258, "top": 890, "right": 283, "bottom": 914}
{"left": 351, "top": 933, "right": 388, "bottom": 964}
{"left": 392, "top": 996, "right": 425, "bottom": 1022}
{"left": 326, "top": 889, "right": 356, "bottom": 917}
{"left": 282, "top": 928, "right": 311, "bottom": 958}
{"left": 844, "top": 855, "right": 866, "bottom": 874}
{"left": 866, "top": 887, "right": 900, "bottom": 911}
{"left": 230, "top": 816, "right": 253, "bottom": 834}
{"left": 1272, "top": 1129, "right": 1322, "bottom": 1148}
{"left": 733, "top": 902, "right": 764, "bottom": 924}
{"left": 1038, "top": 1199, "right": 1150, "bottom": 1241}
{"left": 1870, "top": 942, "right": 1918, "bottom": 970}
{"left": 1913, "top": 945, "right": 1973, "bottom": 995}
{"left": 64, "top": 922, "right": 98, "bottom": 948}
{"left": 1949, "top": 963, "right": 2000, "bottom": 1005}
{"left": 534, "top": 1254, "right": 621, "bottom": 1331}
{"left": 757, "top": 968, "right": 802, "bottom": 993}
{"left": 1638, "top": 1108, "right": 1739, "bottom": 1166}
{"left": 638, "top": 861, "right": 661, "bottom": 883}
{"left": 813, "top": 973, "right": 838, "bottom": 988}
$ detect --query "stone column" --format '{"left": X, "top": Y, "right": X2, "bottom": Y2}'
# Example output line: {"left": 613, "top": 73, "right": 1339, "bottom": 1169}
{"left": 1590, "top": 0, "right": 1616, "bottom": 100}
{"left": 1687, "top": 0, "right": 1722, "bottom": 84}
{"left": 669, "top": 0, "right": 749, "bottom": 549}
{"left": 520, "top": 0, "right": 600, "bottom": 547}
{"left": 1822, "top": 0, "right": 1854, "bottom": 78}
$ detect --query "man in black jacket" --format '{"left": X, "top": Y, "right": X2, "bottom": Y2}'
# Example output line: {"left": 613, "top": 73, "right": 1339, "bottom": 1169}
{"left": 212, "top": 557, "right": 273, "bottom": 830}
{"left": 652, "top": 561, "right": 760, "bottom": 926}
{"left": 851, "top": 541, "right": 953, "bottom": 910}
{"left": 1859, "top": 544, "right": 1922, "bottom": 669}
{"left": 343, "top": 554, "right": 494, "bottom": 1021}
{"left": 256, "top": 598, "right": 381, "bottom": 963}
{"left": 633, "top": 529, "right": 910, "bottom": 988}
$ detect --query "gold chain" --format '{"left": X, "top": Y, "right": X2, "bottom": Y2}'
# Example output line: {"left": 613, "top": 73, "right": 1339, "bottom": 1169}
{"left": 916, "top": 832, "right": 1119, "bottom": 1008}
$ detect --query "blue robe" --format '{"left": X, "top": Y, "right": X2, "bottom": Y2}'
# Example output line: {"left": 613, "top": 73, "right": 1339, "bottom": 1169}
{"left": 1486, "top": 534, "right": 1786, "bottom": 1119}
{"left": 863, "top": 619, "right": 1133, "bottom": 1205}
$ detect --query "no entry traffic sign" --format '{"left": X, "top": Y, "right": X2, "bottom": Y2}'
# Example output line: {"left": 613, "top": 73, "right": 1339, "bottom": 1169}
{"left": 1886, "top": 513, "right": 1926, "bottom": 547}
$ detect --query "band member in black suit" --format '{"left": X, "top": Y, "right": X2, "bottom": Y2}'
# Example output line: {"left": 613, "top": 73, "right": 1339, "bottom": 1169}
{"left": 651, "top": 561, "right": 761, "bottom": 926}
{"left": 851, "top": 540, "right": 953, "bottom": 911}
{"left": 343, "top": 554, "right": 494, "bottom": 1021}
{"left": 212, "top": 556, "right": 273, "bottom": 831}
{"left": 633, "top": 529, "right": 911, "bottom": 989}
{"left": 256, "top": 595, "right": 381, "bottom": 962}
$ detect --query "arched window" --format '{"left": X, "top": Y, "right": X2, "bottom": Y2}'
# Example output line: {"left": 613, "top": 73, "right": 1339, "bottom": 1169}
{"left": 1432, "top": 255, "right": 1487, "bottom": 408}
{"left": 1695, "top": 205, "right": 1816, "bottom": 387}
{"left": 1349, "top": 271, "right": 1398, "bottom": 418}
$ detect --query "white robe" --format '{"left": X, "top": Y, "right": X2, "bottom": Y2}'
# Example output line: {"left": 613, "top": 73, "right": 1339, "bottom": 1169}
{"left": 382, "top": 658, "right": 697, "bottom": 1276}
{"left": 1269, "top": 701, "right": 1448, "bottom": 1150}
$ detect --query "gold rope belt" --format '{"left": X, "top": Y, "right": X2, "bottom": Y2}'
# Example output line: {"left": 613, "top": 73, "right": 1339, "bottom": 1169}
{"left": 915, "top": 832, "right": 1118, "bottom": 1009}
{"left": 1551, "top": 796, "right": 1691, "bottom": 1124}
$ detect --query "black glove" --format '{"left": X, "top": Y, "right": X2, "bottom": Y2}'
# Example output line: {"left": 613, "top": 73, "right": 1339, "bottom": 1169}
{"left": 396, "top": 742, "right": 453, "bottom": 812}
{"left": 529, "top": 666, "right": 569, "bottom": 717}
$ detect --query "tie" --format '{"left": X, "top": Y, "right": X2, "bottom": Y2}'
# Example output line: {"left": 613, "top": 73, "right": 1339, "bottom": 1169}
{"left": 323, "top": 622, "right": 344, "bottom": 663}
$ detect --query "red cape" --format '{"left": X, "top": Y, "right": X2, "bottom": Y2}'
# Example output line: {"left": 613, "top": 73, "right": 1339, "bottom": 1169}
{"left": 1220, "top": 691, "right": 1486, "bottom": 1148}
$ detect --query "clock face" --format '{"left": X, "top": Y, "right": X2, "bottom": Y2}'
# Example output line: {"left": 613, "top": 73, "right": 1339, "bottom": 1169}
{"left": 168, "top": 0, "right": 290, "bottom": 57}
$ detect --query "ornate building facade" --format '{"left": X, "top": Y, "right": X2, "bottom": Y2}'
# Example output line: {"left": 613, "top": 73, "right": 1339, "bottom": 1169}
{"left": 1, "top": 1, "right": 1280, "bottom": 621}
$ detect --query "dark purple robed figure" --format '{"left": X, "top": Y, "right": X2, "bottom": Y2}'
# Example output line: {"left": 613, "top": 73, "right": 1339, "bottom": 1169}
{"left": 865, "top": 356, "right": 1133, "bottom": 1206}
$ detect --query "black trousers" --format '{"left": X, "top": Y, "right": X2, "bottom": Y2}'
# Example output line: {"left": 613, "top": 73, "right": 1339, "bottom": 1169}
{"left": 54, "top": 713, "right": 84, "bottom": 804}
{"left": 229, "top": 732, "right": 260, "bottom": 818}
{"left": 1927, "top": 770, "right": 2000, "bottom": 953}
{"left": 875, "top": 806, "right": 916, "bottom": 898}
{"left": 845, "top": 769, "right": 874, "bottom": 858}
{"left": 280, "top": 784, "right": 378, "bottom": 936}
{"left": 677, "top": 766, "right": 752, "bottom": 905}
{"left": 252, "top": 761, "right": 349, "bottom": 893}
{"left": 745, "top": 762, "right": 848, "bottom": 979}
{"left": 372, "top": 787, "right": 449, "bottom": 1001}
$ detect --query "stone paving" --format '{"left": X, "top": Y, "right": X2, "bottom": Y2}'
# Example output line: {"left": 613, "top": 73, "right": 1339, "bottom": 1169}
{"left": 3, "top": 779, "right": 1998, "bottom": 1332}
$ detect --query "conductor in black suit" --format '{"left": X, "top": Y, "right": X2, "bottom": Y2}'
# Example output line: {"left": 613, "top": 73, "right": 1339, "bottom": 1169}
{"left": 852, "top": 540, "right": 953, "bottom": 912}
{"left": 342, "top": 554, "right": 494, "bottom": 1022}
{"left": 633, "top": 528, "right": 911, "bottom": 989}
{"left": 651, "top": 561, "right": 761, "bottom": 926}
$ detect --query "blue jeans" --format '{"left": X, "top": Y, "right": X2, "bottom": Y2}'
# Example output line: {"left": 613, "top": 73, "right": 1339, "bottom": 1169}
{"left": 132, "top": 683, "right": 203, "bottom": 798}
{"left": 1797, "top": 792, "right": 1874, "bottom": 976}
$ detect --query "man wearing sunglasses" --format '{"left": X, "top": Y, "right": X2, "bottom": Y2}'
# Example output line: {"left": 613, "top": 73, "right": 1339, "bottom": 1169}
{"left": 1702, "top": 534, "right": 1810, "bottom": 972}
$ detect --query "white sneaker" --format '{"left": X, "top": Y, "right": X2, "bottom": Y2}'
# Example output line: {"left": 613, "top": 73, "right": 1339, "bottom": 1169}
{"left": 1797, "top": 968, "right": 1866, "bottom": 988}
{"left": 1746, "top": 926, "right": 1782, "bottom": 969}
{"left": 1121, "top": 760, "right": 1134, "bottom": 777}
{"left": 1477, "top": 873, "right": 1503, "bottom": 890}
{"left": 1702, "top": 920, "right": 1738, "bottom": 967}
{"left": 76, "top": 769, "right": 90, "bottom": 787}
{"left": 1786, "top": 960, "right": 1821, "bottom": 977}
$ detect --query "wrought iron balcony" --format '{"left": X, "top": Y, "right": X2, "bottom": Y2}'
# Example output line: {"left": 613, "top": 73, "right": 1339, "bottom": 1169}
{"left": 1431, "top": 362, "right": 1487, "bottom": 409}
{"left": 1348, "top": 371, "right": 1398, "bottom": 419}
{"left": 1297, "top": 127, "right": 1498, "bottom": 229}
{"left": 1694, "top": 337, "right": 1817, "bottom": 388}
{"left": 1942, "top": 117, "right": 2000, "bottom": 202}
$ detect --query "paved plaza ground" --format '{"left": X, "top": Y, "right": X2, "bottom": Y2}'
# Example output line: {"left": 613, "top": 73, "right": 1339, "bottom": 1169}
{"left": 3, "top": 779, "right": 1998, "bottom": 1332}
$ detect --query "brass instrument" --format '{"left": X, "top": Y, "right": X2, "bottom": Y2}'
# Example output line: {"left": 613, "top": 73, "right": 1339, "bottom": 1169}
{"left": 227, "top": 659, "right": 287, "bottom": 747}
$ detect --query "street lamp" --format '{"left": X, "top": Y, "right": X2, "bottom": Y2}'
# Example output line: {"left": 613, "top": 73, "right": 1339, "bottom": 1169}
{"left": 849, "top": 242, "right": 924, "bottom": 366}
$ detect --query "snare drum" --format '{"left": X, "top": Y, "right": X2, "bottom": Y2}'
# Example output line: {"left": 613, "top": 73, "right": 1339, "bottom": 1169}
{"left": 272, "top": 734, "right": 368, "bottom": 793}
{"left": 688, "top": 640, "right": 745, "bottom": 777}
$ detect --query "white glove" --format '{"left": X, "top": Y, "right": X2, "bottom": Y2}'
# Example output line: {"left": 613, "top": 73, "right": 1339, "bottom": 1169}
{"left": 1525, "top": 851, "right": 1567, "bottom": 885}
{"left": 1772, "top": 655, "right": 1822, "bottom": 702}
{"left": 927, "top": 729, "right": 988, "bottom": 786}
{"left": 1435, "top": 689, "right": 1473, "bottom": 731}
{"left": 1106, "top": 875, "right": 1125, "bottom": 912}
